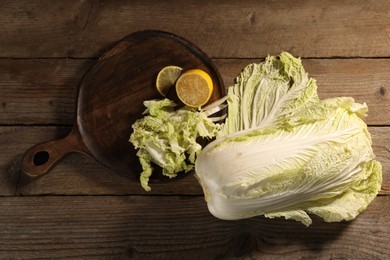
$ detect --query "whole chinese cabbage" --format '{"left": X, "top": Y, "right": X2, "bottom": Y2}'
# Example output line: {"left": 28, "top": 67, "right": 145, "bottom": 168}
{"left": 195, "top": 52, "right": 382, "bottom": 226}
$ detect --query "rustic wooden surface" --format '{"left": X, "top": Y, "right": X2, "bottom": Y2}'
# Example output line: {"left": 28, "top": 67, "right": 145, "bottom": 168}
{"left": 1, "top": 0, "right": 389, "bottom": 259}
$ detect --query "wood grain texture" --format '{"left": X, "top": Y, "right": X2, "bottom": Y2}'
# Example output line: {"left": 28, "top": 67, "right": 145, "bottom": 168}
{"left": 2, "top": 1, "right": 390, "bottom": 258}
{"left": 1, "top": 58, "right": 389, "bottom": 125}
{"left": 1, "top": 126, "right": 388, "bottom": 196}
{"left": 1, "top": 0, "right": 390, "bottom": 58}
{"left": 0, "top": 195, "right": 388, "bottom": 259}
{"left": 0, "top": 59, "right": 92, "bottom": 125}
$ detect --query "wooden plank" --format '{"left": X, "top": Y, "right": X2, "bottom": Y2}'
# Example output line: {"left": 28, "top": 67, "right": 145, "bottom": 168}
{"left": 0, "top": 195, "right": 388, "bottom": 259}
{"left": 1, "top": 126, "right": 388, "bottom": 196}
{"left": 1, "top": 0, "right": 390, "bottom": 58}
{"left": 1, "top": 58, "right": 389, "bottom": 126}
{"left": 371, "top": 127, "right": 390, "bottom": 196}
{"left": 0, "top": 127, "right": 19, "bottom": 195}
{"left": 0, "top": 59, "right": 93, "bottom": 125}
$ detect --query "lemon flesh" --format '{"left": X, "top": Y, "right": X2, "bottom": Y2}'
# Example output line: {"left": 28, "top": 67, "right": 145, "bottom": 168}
{"left": 175, "top": 69, "right": 213, "bottom": 108}
{"left": 156, "top": 66, "right": 183, "bottom": 96}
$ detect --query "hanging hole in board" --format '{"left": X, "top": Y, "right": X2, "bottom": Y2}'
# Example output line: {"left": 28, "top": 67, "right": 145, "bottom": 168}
{"left": 33, "top": 151, "right": 49, "bottom": 166}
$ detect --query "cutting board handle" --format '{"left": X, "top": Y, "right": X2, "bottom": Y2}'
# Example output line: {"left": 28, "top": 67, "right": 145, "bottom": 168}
{"left": 21, "top": 127, "right": 89, "bottom": 178}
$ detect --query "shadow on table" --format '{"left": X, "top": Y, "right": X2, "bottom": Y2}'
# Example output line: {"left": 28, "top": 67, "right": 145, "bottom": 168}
{"left": 215, "top": 216, "right": 350, "bottom": 259}
{"left": 111, "top": 194, "right": 354, "bottom": 259}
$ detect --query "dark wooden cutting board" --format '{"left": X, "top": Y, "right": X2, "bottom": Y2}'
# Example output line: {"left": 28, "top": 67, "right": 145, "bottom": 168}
{"left": 22, "top": 30, "right": 225, "bottom": 181}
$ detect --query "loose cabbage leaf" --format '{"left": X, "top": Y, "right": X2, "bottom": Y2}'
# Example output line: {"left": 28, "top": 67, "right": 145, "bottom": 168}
{"left": 130, "top": 99, "right": 221, "bottom": 191}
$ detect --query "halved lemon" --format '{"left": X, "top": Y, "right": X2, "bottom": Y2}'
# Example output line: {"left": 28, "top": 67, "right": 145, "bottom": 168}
{"left": 175, "top": 69, "right": 213, "bottom": 108}
{"left": 156, "top": 66, "right": 183, "bottom": 96}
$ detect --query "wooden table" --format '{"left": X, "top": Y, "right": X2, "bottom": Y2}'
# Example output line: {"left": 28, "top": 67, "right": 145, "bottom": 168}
{"left": 1, "top": 1, "right": 389, "bottom": 259}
